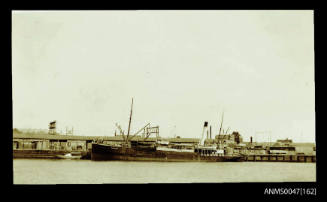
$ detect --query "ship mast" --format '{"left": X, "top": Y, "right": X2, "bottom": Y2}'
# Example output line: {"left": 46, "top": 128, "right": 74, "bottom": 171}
{"left": 126, "top": 98, "right": 133, "bottom": 143}
{"left": 218, "top": 112, "right": 224, "bottom": 135}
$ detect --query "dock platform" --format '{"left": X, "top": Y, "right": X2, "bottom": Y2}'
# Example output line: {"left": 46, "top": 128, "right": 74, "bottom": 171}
{"left": 244, "top": 154, "right": 316, "bottom": 162}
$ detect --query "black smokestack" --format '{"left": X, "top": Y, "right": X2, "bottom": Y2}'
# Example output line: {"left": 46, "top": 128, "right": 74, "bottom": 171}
{"left": 250, "top": 136, "right": 253, "bottom": 143}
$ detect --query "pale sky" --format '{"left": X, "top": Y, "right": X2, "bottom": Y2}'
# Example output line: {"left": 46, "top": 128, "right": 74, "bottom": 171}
{"left": 12, "top": 10, "right": 315, "bottom": 142}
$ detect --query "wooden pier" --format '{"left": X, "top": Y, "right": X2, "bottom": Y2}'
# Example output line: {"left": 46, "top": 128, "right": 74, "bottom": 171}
{"left": 245, "top": 154, "right": 316, "bottom": 163}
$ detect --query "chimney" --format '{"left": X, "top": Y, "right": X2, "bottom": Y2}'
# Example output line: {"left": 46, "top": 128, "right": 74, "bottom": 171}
{"left": 210, "top": 126, "right": 212, "bottom": 139}
{"left": 250, "top": 136, "right": 253, "bottom": 144}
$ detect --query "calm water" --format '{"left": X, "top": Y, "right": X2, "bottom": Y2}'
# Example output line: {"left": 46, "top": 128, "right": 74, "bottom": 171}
{"left": 13, "top": 159, "right": 316, "bottom": 184}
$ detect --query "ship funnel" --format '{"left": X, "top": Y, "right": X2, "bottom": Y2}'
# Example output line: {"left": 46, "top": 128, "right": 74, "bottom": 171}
{"left": 199, "top": 122, "right": 208, "bottom": 146}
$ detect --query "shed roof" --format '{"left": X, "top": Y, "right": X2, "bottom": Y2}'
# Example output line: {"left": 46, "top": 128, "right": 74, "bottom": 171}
{"left": 12, "top": 131, "right": 200, "bottom": 143}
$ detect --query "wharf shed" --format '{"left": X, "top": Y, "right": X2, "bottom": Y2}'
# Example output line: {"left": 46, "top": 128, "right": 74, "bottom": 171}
{"left": 13, "top": 131, "right": 202, "bottom": 152}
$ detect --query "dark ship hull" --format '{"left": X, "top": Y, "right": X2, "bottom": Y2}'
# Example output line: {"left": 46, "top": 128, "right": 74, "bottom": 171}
{"left": 91, "top": 143, "right": 244, "bottom": 162}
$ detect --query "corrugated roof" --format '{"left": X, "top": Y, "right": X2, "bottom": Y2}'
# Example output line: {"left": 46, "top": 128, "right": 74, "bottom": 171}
{"left": 12, "top": 132, "right": 200, "bottom": 143}
{"left": 13, "top": 132, "right": 106, "bottom": 140}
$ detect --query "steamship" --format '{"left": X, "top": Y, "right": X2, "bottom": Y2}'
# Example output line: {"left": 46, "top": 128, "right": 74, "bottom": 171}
{"left": 91, "top": 99, "right": 244, "bottom": 162}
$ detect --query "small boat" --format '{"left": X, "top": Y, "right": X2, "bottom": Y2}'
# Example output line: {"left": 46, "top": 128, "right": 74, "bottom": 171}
{"left": 56, "top": 152, "right": 82, "bottom": 159}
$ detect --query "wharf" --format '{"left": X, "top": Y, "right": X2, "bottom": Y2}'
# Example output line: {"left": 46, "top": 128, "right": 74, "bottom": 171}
{"left": 244, "top": 154, "right": 316, "bottom": 163}
{"left": 13, "top": 131, "right": 316, "bottom": 162}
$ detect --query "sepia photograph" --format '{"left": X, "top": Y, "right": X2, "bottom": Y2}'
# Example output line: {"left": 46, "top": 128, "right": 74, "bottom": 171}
{"left": 12, "top": 10, "right": 316, "bottom": 185}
